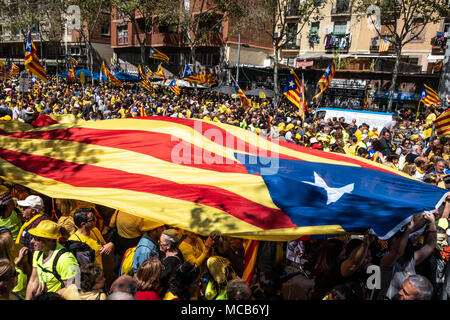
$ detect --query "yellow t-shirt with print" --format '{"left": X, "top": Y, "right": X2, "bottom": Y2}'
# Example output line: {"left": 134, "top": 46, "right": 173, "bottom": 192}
{"left": 32, "top": 244, "right": 79, "bottom": 293}
{"left": 68, "top": 228, "right": 106, "bottom": 269}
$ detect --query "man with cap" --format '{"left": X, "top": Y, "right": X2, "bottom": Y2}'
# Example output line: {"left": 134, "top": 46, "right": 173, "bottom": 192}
{"left": 0, "top": 192, "right": 22, "bottom": 241}
{"left": 132, "top": 220, "right": 165, "bottom": 275}
{"left": 25, "top": 220, "right": 79, "bottom": 299}
{"left": 16, "top": 195, "right": 49, "bottom": 254}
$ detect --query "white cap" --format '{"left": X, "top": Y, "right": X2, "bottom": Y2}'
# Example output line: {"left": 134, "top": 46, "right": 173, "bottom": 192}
{"left": 17, "top": 195, "right": 44, "bottom": 210}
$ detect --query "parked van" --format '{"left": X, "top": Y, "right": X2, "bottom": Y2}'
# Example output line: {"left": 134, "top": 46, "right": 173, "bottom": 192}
{"left": 314, "top": 108, "right": 395, "bottom": 131}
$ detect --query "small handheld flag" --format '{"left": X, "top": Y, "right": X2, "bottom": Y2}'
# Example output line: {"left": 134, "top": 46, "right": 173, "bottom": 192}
{"left": 231, "top": 75, "right": 251, "bottom": 109}
{"left": 168, "top": 79, "right": 180, "bottom": 95}
{"left": 138, "top": 65, "right": 153, "bottom": 92}
{"left": 420, "top": 84, "right": 440, "bottom": 107}
{"left": 149, "top": 47, "right": 169, "bottom": 63}
{"left": 312, "top": 60, "right": 335, "bottom": 99}
{"left": 25, "top": 32, "right": 48, "bottom": 82}
{"left": 102, "top": 61, "right": 123, "bottom": 87}
{"left": 155, "top": 63, "right": 166, "bottom": 82}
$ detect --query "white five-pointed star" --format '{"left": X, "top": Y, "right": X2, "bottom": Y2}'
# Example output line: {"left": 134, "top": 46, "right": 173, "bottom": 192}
{"left": 289, "top": 81, "right": 295, "bottom": 88}
{"left": 302, "top": 172, "right": 354, "bottom": 205}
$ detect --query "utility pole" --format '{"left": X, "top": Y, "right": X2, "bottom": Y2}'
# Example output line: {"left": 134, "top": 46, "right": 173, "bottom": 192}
{"left": 236, "top": 29, "right": 241, "bottom": 83}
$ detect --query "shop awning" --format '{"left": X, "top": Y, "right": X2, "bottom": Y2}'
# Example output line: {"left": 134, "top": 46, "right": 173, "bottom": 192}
{"left": 427, "top": 55, "right": 445, "bottom": 63}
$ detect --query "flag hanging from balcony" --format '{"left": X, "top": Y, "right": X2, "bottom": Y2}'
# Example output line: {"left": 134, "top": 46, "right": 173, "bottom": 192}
{"left": 312, "top": 60, "right": 335, "bottom": 99}
{"left": 168, "top": 79, "right": 180, "bottom": 95}
{"left": 231, "top": 75, "right": 251, "bottom": 109}
{"left": 434, "top": 108, "right": 450, "bottom": 138}
{"left": 149, "top": 47, "right": 169, "bottom": 63}
{"left": 101, "top": 61, "right": 123, "bottom": 87}
{"left": 379, "top": 38, "right": 390, "bottom": 52}
{"left": 25, "top": 32, "right": 48, "bottom": 82}
{"left": 420, "top": 84, "right": 440, "bottom": 107}
{"left": 155, "top": 63, "right": 166, "bottom": 82}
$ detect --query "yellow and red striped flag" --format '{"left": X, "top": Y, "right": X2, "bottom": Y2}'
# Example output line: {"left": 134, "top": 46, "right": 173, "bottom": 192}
{"left": 420, "top": 84, "right": 440, "bottom": 107}
{"left": 102, "top": 61, "right": 122, "bottom": 87}
{"left": 231, "top": 75, "right": 251, "bottom": 109}
{"left": 242, "top": 240, "right": 259, "bottom": 284}
{"left": 379, "top": 38, "right": 390, "bottom": 52}
{"left": 168, "top": 79, "right": 180, "bottom": 95}
{"left": 155, "top": 63, "right": 166, "bottom": 82}
{"left": 0, "top": 116, "right": 448, "bottom": 241}
{"left": 10, "top": 62, "right": 19, "bottom": 76}
{"left": 138, "top": 64, "right": 153, "bottom": 92}
{"left": 149, "top": 47, "right": 169, "bottom": 63}
{"left": 25, "top": 32, "right": 48, "bottom": 82}
{"left": 434, "top": 108, "right": 450, "bottom": 138}
{"left": 312, "top": 60, "right": 335, "bottom": 99}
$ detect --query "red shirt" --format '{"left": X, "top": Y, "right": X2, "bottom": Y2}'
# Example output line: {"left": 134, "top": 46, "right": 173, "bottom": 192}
{"left": 135, "top": 290, "right": 161, "bottom": 300}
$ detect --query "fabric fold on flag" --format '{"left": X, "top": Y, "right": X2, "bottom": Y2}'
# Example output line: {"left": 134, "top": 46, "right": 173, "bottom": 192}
{"left": 155, "top": 63, "right": 166, "bottom": 82}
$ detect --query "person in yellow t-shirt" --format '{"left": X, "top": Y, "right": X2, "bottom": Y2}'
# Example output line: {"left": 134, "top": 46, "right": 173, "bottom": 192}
{"left": 69, "top": 208, "right": 113, "bottom": 270}
{"left": 423, "top": 108, "right": 437, "bottom": 140}
{"left": 179, "top": 231, "right": 214, "bottom": 270}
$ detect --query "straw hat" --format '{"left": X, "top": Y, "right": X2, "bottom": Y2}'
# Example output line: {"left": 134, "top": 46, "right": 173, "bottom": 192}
{"left": 28, "top": 220, "right": 61, "bottom": 240}
{"left": 206, "top": 256, "right": 232, "bottom": 284}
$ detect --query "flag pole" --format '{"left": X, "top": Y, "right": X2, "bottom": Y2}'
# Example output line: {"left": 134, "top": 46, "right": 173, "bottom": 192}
{"left": 414, "top": 100, "right": 421, "bottom": 127}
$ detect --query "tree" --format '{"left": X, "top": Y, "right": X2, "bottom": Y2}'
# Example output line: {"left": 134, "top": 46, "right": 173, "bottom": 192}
{"left": 354, "top": 0, "right": 448, "bottom": 112}
{"left": 249, "top": 0, "right": 326, "bottom": 103}
{"left": 111, "top": 0, "right": 179, "bottom": 66}
{"left": 70, "top": 0, "right": 109, "bottom": 85}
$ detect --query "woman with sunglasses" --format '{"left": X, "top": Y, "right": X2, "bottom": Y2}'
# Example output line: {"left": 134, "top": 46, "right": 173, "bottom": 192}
{"left": 0, "top": 258, "right": 22, "bottom": 300}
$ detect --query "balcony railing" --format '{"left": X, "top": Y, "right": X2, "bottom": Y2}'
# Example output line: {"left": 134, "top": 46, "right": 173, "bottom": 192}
{"left": 369, "top": 37, "right": 396, "bottom": 54}
{"left": 282, "top": 42, "right": 299, "bottom": 50}
{"left": 331, "top": 3, "right": 350, "bottom": 15}
{"left": 286, "top": 7, "right": 300, "bottom": 17}
{"left": 324, "top": 33, "right": 350, "bottom": 51}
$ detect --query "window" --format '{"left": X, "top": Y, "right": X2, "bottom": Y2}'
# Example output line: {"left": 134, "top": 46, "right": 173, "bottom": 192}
{"left": 101, "top": 24, "right": 110, "bottom": 36}
{"left": 409, "top": 18, "right": 425, "bottom": 41}
{"left": 200, "top": 53, "right": 220, "bottom": 66}
{"left": 117, "top": 25, "right": 128, "bottom": 45}
{"left": 70, "top": 47, "right": 80, "bottom": 55}
{"left": 333, "top": 21, "right": 347, "bottom": 35}
{"left": 285, "top": 23, "right": 298, "bottom": 47}
{"left": 309, "top": 21, "right": 320, "bottom": 44}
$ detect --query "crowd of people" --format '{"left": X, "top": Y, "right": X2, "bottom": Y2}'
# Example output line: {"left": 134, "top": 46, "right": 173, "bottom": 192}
{"left": 0, "top": 76, "right": 450, "bottom": 301}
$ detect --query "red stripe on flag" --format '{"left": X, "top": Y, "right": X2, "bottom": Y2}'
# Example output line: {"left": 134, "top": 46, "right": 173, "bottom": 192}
{"left": 0, "top": 127, "right": 248, "bottom": 174}
{"left": 0, "top": 147, "right": 296, "bottom": 230}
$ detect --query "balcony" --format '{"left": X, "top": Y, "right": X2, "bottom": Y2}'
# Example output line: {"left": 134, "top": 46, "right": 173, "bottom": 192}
{"left": 331, "top": 3, "right": 351, "bottom": 15}
{"left": 431, "top": 32, "right": 446, "bottom": 55}
{"left": 281, "top": 42, "right": 299, "bottom": 51}
{"left": 369, "top": 37, "right": 396, "bottom": 54}
{"left": 324, "top": 33, "right": 350, "bottom": 52}
{"left": 286, "top": 7, "right": 300, "bottom": 17}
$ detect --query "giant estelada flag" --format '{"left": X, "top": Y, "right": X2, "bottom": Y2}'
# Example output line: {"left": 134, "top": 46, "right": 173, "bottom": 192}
{"left": 0, "top": 116, "right": 447, "bottom": 241}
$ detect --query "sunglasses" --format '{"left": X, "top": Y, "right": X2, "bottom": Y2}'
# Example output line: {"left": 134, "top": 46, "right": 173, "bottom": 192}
{"left": 32, "top": 236, "right": 45, "bottom": 242}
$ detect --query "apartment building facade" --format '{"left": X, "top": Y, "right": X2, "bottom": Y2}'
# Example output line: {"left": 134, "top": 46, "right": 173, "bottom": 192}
{"left": 110, "top": 1, "right": 273, "bottom": 83}
{"left": 0, "top": 9, "right": 112, "bottom": 75}
{"left": 279, "top": 0, "right": 446, "bottom": 111}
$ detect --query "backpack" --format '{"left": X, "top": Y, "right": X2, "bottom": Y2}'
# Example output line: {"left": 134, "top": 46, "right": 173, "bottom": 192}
{"left": 64, "top": 238, "right": 96, "bottom": 266}
{"left": 118, "top": 246, "right": 137, "bottom": 276}
{"left": 118, "top": 234, "right": 154, "bottom": 276}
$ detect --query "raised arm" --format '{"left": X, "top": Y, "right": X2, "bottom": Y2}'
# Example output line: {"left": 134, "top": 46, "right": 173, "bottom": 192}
{"left": 381, "top": 219, "right": 414, "bottom": 268}
{"left": 414, "top": 212, "right": 437, "bottom": 265}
